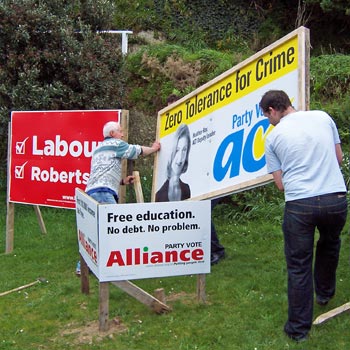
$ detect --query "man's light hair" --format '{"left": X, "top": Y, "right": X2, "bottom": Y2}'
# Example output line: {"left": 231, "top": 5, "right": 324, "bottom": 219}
{"left": 103, "top": 121, "right": 120, "bottom": 137}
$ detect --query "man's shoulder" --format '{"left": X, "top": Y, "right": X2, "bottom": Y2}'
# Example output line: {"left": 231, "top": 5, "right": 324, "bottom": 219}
{"left": 93, "top": 138, "right": 124, "bottom": 155}
{"left": 100, "top": 138, "right": 126, "bottom": 147}
{"left": 302, "top": 110, "right": 330, "bottom": 119}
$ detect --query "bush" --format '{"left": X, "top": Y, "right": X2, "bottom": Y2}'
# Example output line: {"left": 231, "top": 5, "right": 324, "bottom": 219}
{"left": 214, "top": 183, "right": 284, "bottom": 224}
{"left": 123, "top": 44, "right": 237, "bottom": 113}
{"left": 310, "top": 54, "right": 350, "bottom": 101}
{"left": 310, "top": 54, "right": 350, "bottom": 145}
{"left": 0, "top": 0, "right": 125, "bottom": 188}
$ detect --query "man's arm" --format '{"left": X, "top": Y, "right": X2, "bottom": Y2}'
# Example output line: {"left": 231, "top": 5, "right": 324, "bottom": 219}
{"left": 272, "top": 170, "right": 284, "bottom": 191}
{"left": 141, "top": 141, "right": 161, "bottom": 156}
{"left": 335, "top": 143, "right": 343, "bottom": 165}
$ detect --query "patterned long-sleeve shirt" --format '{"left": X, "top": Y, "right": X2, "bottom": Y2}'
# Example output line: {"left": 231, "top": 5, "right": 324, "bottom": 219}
{"left": 85, "top": 137, "right": 142, "bottom": 196}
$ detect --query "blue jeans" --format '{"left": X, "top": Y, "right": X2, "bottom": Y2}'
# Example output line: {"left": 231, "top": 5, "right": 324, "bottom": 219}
{"left": 88, "top": 191, "right": 117, "bottom": 204}
{"left": 282, "top": 192, "right": 347, "bottom": 339}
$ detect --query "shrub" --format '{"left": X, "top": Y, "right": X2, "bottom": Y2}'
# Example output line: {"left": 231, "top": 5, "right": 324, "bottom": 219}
{"left": 0, "top": 0, "right": 125, "bottom": 188}
{"left": 310, "top": 54, "right": 350, "bottom": 101}
{"left": 214, "top": 183, "right": 284, "bottom": 224}
{"left": 123, "top": 44, "right": 236, "bottom": 112}
{"left": 310, "top": 54, "right": 350, "bottom": 145}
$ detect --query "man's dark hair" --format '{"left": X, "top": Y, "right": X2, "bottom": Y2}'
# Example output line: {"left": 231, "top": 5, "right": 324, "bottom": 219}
{"left": 259, "top": 90, "right": 292, "bottom": 113}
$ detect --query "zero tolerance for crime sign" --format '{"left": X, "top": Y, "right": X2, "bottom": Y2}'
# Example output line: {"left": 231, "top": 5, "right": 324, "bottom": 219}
{"left": 76, "top": 189, "right": 211, "bottom": 282}
{"left": 152, "top": 26, "right": 310, "bottom": 201}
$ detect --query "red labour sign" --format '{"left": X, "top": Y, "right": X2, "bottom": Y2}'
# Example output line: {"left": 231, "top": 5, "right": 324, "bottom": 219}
{"left": 9, "top": 110, "right": 121, "bottom": 209}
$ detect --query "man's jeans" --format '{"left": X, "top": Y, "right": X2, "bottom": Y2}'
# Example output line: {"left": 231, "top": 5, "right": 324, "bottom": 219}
{"left": 89, "top": 191, "right": 117, "bottom": 204}
{"left": 282, "top": 192, "right": 348, "bottom": 339}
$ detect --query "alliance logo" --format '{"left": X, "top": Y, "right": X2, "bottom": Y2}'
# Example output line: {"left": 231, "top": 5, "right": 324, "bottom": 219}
{"left": 106, "top": 246, "right": 204, "bottom": 267}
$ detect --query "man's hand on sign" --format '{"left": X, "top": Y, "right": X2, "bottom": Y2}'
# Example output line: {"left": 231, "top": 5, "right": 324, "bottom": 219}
{"left": 120, "top": 175, "right": 135, "bottom": 186}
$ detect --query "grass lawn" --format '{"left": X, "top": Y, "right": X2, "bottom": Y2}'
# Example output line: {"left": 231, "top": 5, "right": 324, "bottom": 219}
{"left": 0, "top": 189, "right": 350, "bottom": 350}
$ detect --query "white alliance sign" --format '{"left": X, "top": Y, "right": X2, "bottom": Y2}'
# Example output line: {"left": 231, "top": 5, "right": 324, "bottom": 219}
{"left": 76, "top": 189, "right": 211, "bottom": 282}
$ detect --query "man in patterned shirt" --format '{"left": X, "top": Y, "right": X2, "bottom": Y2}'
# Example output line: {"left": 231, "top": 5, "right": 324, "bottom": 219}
{"left": 85, "top": 121, "right": 160, "bottom": 204}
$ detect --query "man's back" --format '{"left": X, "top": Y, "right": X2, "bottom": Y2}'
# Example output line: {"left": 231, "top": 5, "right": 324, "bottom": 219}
{"left": 265, "top": 110, "right": 346, "bottom": 201}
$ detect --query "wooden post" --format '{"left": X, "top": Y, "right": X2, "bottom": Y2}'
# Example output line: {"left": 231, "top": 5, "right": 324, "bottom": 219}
{"left": 80, "top": 254, "right": 90, "bottom": 295}
{"left": 99, "top": 282, "right": 110, "bottom": 331}
{"left": 132, "top": 171, "right": 144, "bottom": 203}
{"left": 5, "top": 122, "right": 47, "bottom": 252}
{"left": 5, "top": 123, "right": 14, "bottom": 254}
{"left": 118, "top": 110, "right": 129, "bottom": 204}
{"left": 5, "top": 201, "right": 15, "bottom": 253}
{"left": 154, "top": 288, "right": 166, "bottom": 304}
{"left": 197, "top": 274, "right": 206, "bottom": 303}
{"left": 5, "top": 203, "right": 47, "bottom": 253}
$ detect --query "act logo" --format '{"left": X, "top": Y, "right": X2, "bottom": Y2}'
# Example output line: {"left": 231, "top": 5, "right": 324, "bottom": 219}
{"left": 213, "top": 119, "right": 273, "bottom": 180}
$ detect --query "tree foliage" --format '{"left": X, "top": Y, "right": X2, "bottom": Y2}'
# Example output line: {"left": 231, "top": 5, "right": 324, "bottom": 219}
{"left": 306, "top": 0, "right": 350, "bottom": 14}
{"left": 112, "top": 1, "right": 350, "bottom": 53}
{"left": 0, "top": 0, "right": 124, "bottom": 185}
{"left": 1, "top": 0, "right": 350, "bottom": 188}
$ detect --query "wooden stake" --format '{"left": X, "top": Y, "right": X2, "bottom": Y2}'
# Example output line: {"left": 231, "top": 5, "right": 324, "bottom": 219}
{"left": 0, "top": 278, "right": 46, "bottom": 297}
{"left": 80, "top": 254, "right": 90, "bottom": 295}
{"left": 132, "top": 171, "right": 144, "bottom": 203}
{"left": 154, "top": 288, "right": 166, "bottom": 304}
{"left": 313, "top": 302, "right": 350, "bottom": 325}
{"left": 99, "top": 282, "right": 110, "bottom": 331}
{"left": 197, "top": 274, "right": 206, "bottom": 303}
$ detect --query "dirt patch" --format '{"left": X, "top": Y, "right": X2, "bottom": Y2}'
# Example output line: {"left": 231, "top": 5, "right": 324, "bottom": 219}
{"left": 59, "top": 292, "right": 200, "bottom": 344}
{"left": 61, "top": 318, "right": 127, "bottom": 345}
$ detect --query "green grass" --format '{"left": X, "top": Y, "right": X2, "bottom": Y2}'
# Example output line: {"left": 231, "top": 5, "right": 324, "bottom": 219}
{"left": 1, "top": 190, "right": 350, "bottom": 350}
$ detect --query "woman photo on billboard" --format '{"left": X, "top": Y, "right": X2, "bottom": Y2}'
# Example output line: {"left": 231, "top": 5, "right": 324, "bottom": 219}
{"left": 155, "top": 123, "right": 191, "bottom": 202}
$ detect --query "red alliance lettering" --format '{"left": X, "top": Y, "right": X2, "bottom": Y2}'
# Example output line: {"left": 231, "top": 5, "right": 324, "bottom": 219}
{"left": 78, "top": 229, "right": 97, "bottom": 264}
{"left": 106, "top": 247, "right": 204, "bottom": 267}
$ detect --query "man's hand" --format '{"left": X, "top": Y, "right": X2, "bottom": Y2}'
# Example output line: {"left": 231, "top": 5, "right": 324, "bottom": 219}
{"left": 151, "top": 141, "right": 161, "bottom": 151}
{"left": 141, "top": 141, "right": 161, "bottom": 156}
{"left": 121, "top": 175, "right": 135, "bottom": 185}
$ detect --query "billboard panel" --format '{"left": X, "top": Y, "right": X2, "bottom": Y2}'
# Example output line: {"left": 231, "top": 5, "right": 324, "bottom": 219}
{"left": 152, "top": 27, "right": 310, "bottom": 201}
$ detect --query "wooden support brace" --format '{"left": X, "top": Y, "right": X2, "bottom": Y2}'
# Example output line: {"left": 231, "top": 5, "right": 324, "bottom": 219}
{"left": 111, "top": 281, "right": 171, "bottom": 314}
{"left": 33, "top": 205, "right": 47, "bottom": 234}
{"left": 6, "top": 201, "right": 14, "bottom": 253}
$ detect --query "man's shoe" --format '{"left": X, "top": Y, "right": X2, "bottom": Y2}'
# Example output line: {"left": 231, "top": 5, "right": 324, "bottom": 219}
{"left": 285, "top": 331, "right": 308, "bottom": 342}
{"left": 211, "top": 252, "right": 225, "bottom": 265}
{"left": 316, "top": 295, "right": 330, "bottom": 306}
